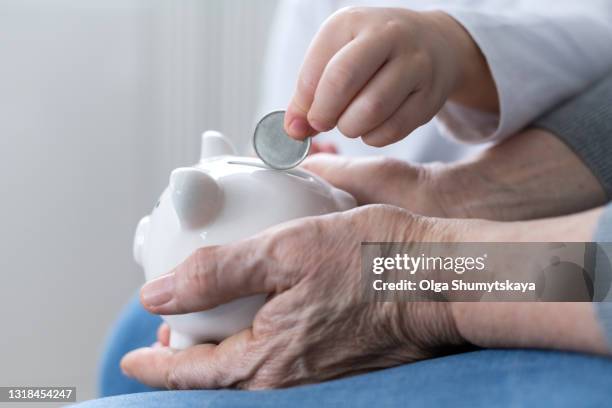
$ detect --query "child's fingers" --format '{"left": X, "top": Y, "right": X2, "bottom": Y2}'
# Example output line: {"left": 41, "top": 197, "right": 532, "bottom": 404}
{"left": 337, "top": 57, "right": 417, "bottom": 138}
{"left": 285, "top": 16, "right": 353, "bottom": 139}
{"left": 307, "top": 33, "right": 392, "bottom": 134}
{"left": 121, "top": 329, "right": 257, "bottom": 389}
{"left": 361, "top": 91, "right": 431, "bottom": 147}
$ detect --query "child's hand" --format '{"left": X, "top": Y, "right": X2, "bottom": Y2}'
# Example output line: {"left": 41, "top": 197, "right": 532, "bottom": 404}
{"left": 285, "top": 7, "right": 497, "bottom": 147}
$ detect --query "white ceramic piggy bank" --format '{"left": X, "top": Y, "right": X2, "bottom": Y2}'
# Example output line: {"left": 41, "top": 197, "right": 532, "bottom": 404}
{"left": 133, "top": 131, "right": 356, "bottom": 348}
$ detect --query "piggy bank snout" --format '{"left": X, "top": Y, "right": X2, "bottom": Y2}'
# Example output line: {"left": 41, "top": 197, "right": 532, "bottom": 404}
{"left": 170, "top": 167, "right": 222, "bottom": 229}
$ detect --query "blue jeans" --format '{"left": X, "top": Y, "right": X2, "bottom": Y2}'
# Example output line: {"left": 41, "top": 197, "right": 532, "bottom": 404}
{"left": 79, "top": 295, "right": 612, "bottom": 407}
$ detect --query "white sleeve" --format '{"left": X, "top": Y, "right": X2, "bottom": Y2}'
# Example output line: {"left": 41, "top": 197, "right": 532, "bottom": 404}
{"left": 436, "top": 2, "right": 612, "bottom": 144}
{"left": 256, "top": 0, "right": 335, "bottom": 120}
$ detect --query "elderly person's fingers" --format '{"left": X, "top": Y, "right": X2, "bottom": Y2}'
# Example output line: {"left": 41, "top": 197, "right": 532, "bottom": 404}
{"left": 157, "top": 323, "right": 170, "bottom": 347}
{"left": 302, "top": 154, "right": 372, "bottom": 204}
{"left": 139, "top": 229, "right": 304, "bottom": 315}
{"left": 309, "top": 141, "right": 338, "bottom": 155}
{"left": 302, "top": 154, "right": 424, "bottom": 207}
{"left": 121, "top": 329, "right": 258, "bottom": 389}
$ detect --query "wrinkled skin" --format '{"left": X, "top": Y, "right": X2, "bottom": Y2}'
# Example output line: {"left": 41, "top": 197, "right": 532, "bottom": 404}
{"left": 121, "top": 205, "right": 465, "bottom": 390}
{"left": 303, "top": 154, "right": 449, "bottom": 217}
{"left": 302, "top": 127, "right": 607, "bottom": 222}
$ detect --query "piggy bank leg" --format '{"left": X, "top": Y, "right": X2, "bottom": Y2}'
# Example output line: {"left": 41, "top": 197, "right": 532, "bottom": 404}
{"left": 169, "top": 330, "right": 198, "bottom": 349}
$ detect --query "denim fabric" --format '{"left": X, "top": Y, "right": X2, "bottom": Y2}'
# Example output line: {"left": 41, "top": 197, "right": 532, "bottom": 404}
{"left": 86, "top": 295, "right": 612, "bottom": 407}
{"left": 98, "top": 295, "right": 161, "bottom": 396}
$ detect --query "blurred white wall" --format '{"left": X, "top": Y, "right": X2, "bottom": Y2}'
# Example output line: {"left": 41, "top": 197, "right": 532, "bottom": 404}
{"left": 0, "top": 0, "right": 278, "bottom": 402}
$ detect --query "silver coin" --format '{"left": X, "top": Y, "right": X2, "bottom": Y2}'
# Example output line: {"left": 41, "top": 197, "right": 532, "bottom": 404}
{"left": 253, "top": 110, "right": 311, "bottom": 170}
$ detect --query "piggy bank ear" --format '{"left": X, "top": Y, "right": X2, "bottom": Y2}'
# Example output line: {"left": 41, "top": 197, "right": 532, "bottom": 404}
{"left": 170, "top": 168, "right": 222, "bottom": 229}
{"left": 200, "top": 130, "right": 236, "bottom": 159}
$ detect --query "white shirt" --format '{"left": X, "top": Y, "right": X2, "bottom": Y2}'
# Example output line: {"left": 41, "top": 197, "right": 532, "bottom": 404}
{"left": 258, "top": 0, "right": 612, "bottom": 163}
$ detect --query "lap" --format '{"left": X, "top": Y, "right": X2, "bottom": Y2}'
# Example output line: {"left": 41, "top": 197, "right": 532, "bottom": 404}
{"left": 93, "top": 295, "right": 612, "bottom": 407}
{"left": 88, "top": 350, "right": 612, "bottom": 407}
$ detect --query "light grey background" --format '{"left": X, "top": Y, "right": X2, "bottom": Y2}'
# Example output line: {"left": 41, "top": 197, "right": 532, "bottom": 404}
{"left": 0, "top": 0, "right": 278, "bottom": 403}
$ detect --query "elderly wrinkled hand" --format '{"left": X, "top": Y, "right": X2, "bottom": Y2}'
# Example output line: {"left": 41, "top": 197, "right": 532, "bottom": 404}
{"left": 302, "top": 127, "right": 606, "bottom": 221}
{"left": 302, "top": 153, "right": 450, "bottom": 216}
{"left": 120, "top": 205, "right": 465, "bottom": 389}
